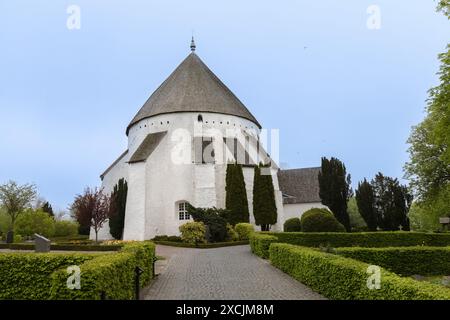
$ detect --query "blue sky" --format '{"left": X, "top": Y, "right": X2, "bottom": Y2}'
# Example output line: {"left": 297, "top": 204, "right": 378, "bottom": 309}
{"left": 0, "top": 1, "right": 449, "bottom": 212}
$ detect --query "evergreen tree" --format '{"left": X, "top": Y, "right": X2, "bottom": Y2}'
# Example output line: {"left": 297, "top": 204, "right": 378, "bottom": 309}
{"left": 372, "top": 173, "right": 412, "bottom": 231}
{"left": 318, "top": 157, "right": 352, "bottom": 232}
{"left": 225, "top": 163, "right": 249, "bottom": 225}
{"left": 41, "top": 201, "right": 54, "bottom": 217}
{"left": 355, "top": 179, "right": 377, "bottom": 231}
{"left": 108, "top": 178, "right": 128, "bottom": 240}
{"left": 252, "top": 164, "right": 277, "bottom": 231}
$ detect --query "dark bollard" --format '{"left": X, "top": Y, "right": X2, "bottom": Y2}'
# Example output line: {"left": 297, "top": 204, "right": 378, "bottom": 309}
{"left": 135, "top": 266, "right": 144, "bottom": 300}
{"left": 152, "top": 258, "right": 156, "bottom": 279}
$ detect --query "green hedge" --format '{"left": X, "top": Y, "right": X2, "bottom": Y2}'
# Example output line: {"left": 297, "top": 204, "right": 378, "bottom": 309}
{"left": 50, "top": 242, "right": 155, "bottom": 300}
{"left": 0, "top": 242, "right": 155, "bottom": 300}
{"left": 154, "top": 240, "right": 249, "bottom": 248}
{"left": 269, "top": 243, "right": 450, "bottom": 300}
{"left": 335, "top": 246, "right": 450, "bottom": 276}
{"left": 0, "top": 253, "right": 96, "bottom": 299}
{"left": 0, "top": 243, "right": 122, "bottom": 251}
{"left": 249, "top": 233, "right": 277, "bottom": 259}
{"left": 266, "top": 231, "right": 450, "bottom": 248}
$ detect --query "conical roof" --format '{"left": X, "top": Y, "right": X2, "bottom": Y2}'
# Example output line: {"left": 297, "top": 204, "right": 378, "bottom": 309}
{"left": 127, "top": 52, "right": 260, "bottom": 134}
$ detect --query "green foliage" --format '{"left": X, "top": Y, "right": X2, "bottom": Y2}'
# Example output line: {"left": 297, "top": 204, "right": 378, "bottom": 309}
{"left": 226, "top": 223, "right": 239, "bottom": 241}
{"left": 252, "top": 164, "right": 277, "bottom": 231}
{"left": 0, "top": 180, "right": 37, "bottom": 229}
{"left": 409, "top": 185, "right": 450, "bottom": 232}
{"left": 355, "top": 180, "right": 377, "bottom": 231}
{"left": 371, "top": 173, "right": 412, "bottom": 231}
{"left": 267, "top": 231, "right": 450, "bottom": 248}
{"left": 109, "top": 178, "right": 128, "bottom": 240}
{"left": 335, "top": 246, "right": 450, "bottom": 276}
{"left": 0, "top": 253, "right": 95, "bottom": 299}
{"left": 318, "top": 157, "right": 352, "bottom": 231}
{"left": 54, "top": 220, "right": 79, "bottom": 237}
{"left": 249, "top": 233, "right": 278, "bottom": 259}
{"left": 187, "top": 205, "right": 228, "bottom": 242}
{"left": 347, "top": 197, "right": 367, "bottom": 230}
{"left": 50, "top": 242, "right": 155, "bottom": 300}
{"left": 179, "top": 221, "right": 206, "bottom": 245}
{"left": 283, "top": 218, "right": 302, "bottom": 232}
{"left": 269, "top": 243, "right": 450, "bottom": 300}
{"left": 405, "top": 44, "right": 450, "bottom": 203}
{"left": 300, "top": 208, "right": 346, "bottom": 233}
{"left": 41, "top": 201, "right": 54, "bottom": 217}
{"left": 225, "top": 163, "right": 249, "bottom": 225}
{"left": 13, "top": 234, "right": 23, "bottom": 243}
{"left": 15, "top": 209, "right": 55, "bottom": 238}
{"left": 0, "top": 207, "right": 11, "bottom": 236}
{"left": 234, "top": 223, "right": 255, "bottom": 240}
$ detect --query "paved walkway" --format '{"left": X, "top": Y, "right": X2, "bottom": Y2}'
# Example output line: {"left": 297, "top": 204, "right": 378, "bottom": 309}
{"left": 144, "top": 245, "right": 325, "bottom": 300}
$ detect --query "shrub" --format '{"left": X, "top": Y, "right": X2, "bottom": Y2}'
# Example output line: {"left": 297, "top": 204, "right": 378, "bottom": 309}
{"left": 301, "top": 208, "right": 346, "bottom": 232}
{"left": 54, "top": 220, "right": 79, "bottom": 237}
{"left": 0, "top": 253, "right": 95, "bottom": 299}
{"left": 188, "top": 206, "right": 228, "bottom": 242}
{"left": 13, "top": 234, "right": 22, "bottom": 243}
{"left": 15, "top": 209, "right": 55, "bottom": 238}
{"left": 50, "top": 242, "right": 155, "bottom": 300}
{"left": 283, "top": 218, "right": 302, "bottom": 232}
{"left": 249, "top": 233, "right": 277, "bottom": 259}
{"left": 335, "top": 246, "right": 450, "bottom": 276}
{"left": 226, "top": 224, "right": 239, "bottom": 241}
{"left": 179, "top": 222, "right": 206, "bottom": 245}
{"left": 265, "top": 231, "right": 450, "bottom": 248}
{"left": 235, "top": 223, "right": 254, "bottom": 240}
{"left": 167, "top": 235, "right": 182, "bottom": 242}
{"left": 152, "top": 235, "right": 169, "bottom": 241}
{"left": 269, "top": 243, "right": 450, "bottom": 300}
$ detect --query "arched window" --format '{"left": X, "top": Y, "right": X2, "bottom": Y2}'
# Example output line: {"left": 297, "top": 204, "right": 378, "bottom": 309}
{"left": 198, "top": 114, "right": 203, "bottom": 122}
{"left": 177, "top": 201, "right": 190, "bottom": 220}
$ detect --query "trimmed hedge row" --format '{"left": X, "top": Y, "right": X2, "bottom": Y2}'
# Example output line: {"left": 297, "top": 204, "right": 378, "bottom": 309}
{"left": 0, "top": 253, "right": 96, "bottom": 299}
{"left": 335, "top": 246, "right": 450, "bottom": 276}
{"left": 266, "top": 231, "right": 450, "bottom": 248}
{"left": 269, "top": 243, "right": 450, "bottom": 300}
{"left": 249, "top": 234, "right": 277, "bottom": 259}
{"left": 154, "top": 240, "right": 249, "bottom": 248}
{"left": 0, "top": 242, "right": 155, "bottom": 300}
{"left": 0, "top": 243, "right": 123, "bottom": 251}
{"left": 50, "top": 242, "right": 155, "bottom": 300}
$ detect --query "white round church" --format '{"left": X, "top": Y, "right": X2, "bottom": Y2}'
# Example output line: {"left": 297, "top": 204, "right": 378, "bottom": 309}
{"left": 92, "top": 40, "right": 325, "bottom": 241}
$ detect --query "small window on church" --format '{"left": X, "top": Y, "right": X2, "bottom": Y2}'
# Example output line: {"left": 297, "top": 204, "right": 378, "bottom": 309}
{"left": 178, "top": 202, "right": 190, "bottom": 220}
{"left": 198, "top": 114, "right": 203, "bottom": 122}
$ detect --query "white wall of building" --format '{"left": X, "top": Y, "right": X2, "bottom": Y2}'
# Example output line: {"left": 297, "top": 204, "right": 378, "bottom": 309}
{"left": 282, "top": 202, "right": 328, "bottom": 223}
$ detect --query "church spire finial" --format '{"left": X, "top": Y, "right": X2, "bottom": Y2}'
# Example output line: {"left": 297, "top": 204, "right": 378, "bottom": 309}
{"left": 190, "top": 36, "right": 196, "bottom": 52}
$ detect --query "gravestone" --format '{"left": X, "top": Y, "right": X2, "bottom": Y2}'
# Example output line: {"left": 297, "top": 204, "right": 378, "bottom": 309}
{"left": 6, "top": 231, "right": 14, "bottom": 244}
{"left": 34, "top": 233, "right": 51, "bottom": 253}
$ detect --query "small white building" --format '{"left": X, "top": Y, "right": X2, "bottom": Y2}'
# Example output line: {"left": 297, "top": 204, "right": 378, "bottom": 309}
{"left": 92, "top": 41, "right": 324, "bottom": 241}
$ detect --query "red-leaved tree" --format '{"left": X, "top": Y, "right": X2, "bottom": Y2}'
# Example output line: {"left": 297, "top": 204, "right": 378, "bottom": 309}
{"left": 70, "top": 187, "right": 111, "bottom": 242}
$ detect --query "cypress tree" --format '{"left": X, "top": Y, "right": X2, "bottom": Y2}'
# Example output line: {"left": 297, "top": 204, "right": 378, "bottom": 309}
{"left": 109, "top": 178, "right": 128, "bottom": 239}
{"left": 355, "top": 179, "right": 377, "bottom": 231}
{"left": 253, "top": 164, "right": 277, "bottom": 231}
{"left": 41, "top": 201, "right": 54, "bottom": 217}
{"left": 225, "top": 163, "right": 249, "bottom": 225}
{"left": 318, "top": 157, "right": 352, "bottom": 232}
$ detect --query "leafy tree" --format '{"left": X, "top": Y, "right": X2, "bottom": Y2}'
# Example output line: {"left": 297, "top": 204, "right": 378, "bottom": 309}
{"left": 355, "top": 180, "right": 377, "bottom": 231}
{"left": 41, "top": 201, "right": 54, "bottom": 217}
{"left": 187, "top": 205, "right": 228, "bottom": 242}
{"left": 372, "top": 173, "right": 412, "bottom": 231}
{"left": 318, "top": 157, "right": 352, "bottom": 231}
{"left": 347, "top": 197, "right": 367, "bottom": 231}
{"left": 252, "top": 164, "right": 277, "bottom": 231}
{"left": 15, "top": 209, "right": 55, "bottom": 238}
{"left": 54, "top": 220, "right": 79, "bottom": 237}
{"left": 70, "top": 187, "right": 111, "bottom": 242}
{"left": 109, "top": 178, "right": 128, "bottom": 240}
{"left": 225, "top": 163, "right": 249, "bottom": 225}
{"left": 0, "top": 181, "right": 37, "bottom": 231}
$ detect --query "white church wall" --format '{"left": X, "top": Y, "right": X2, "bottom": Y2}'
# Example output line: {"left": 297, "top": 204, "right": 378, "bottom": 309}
{"left": 282, "top": 202, "right": 328, "bottom": 223}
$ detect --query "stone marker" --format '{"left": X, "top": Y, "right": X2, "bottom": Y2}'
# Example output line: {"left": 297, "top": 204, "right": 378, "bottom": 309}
{"left": 6, "top": 231, "right": 14, "bottom": 244}
{"left": 34, "top": 233, "right": 51, "bottom": 253}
